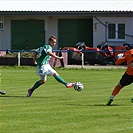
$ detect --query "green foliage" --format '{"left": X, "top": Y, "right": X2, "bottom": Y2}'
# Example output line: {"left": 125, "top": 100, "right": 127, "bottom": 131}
{"left": 0, "top": 67, "right": 133, "bottom": 133}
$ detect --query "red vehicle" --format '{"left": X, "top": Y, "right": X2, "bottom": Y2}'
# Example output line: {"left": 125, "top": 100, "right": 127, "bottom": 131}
{"left": 62, "top": 42, "right": 115, "bottom": 65}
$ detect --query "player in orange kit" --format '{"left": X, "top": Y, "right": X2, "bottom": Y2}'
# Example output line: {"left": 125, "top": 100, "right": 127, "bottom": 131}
{"left": 106, "top": 44, "right": 133, "bottom": 105}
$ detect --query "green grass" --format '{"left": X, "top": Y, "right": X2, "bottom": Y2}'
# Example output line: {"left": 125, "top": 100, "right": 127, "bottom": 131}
{"left": 0, "top": 66, "right": 133, "bottom": 133}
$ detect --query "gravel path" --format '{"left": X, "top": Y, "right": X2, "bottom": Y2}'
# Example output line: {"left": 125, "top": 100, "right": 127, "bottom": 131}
{"left": 65, "top": 65, "right": 127, "bottom": 69}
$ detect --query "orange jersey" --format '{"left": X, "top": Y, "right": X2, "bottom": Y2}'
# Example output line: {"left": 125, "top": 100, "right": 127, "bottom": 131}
{"left": 116, "top": 49, "right": 133, "bottom": 75}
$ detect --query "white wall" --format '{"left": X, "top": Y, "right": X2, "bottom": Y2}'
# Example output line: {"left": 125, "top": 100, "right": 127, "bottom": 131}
{"left": 93, "top": 17, "right": 133, "bottom": 47}
{"left": 0, "top": 17, "right": 11, "bottom": 49}
{"left": 0, "top": 15, "right": 133, "bottom": 50}
{"left": 0, "top": 16, "right": 59, "bottom": 50}
{"left": 45, "top": 16, "right": 58, "bottom": 50}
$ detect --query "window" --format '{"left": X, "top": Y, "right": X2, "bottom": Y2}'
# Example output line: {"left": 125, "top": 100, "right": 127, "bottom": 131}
{"left": 0, "top": 17, "right": 4, "bottom": 31}
{"left": 107, "top": 23, "right": 125, "bottom": 41}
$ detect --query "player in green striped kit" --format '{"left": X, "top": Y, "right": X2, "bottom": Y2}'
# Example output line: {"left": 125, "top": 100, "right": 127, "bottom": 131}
{"left": 27, "top": 36, "right": 75, "bottom": 97}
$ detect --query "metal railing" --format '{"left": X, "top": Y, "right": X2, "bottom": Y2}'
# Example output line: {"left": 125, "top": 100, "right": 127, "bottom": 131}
{"left": 0, "top": 49, "right": 127, "bottom": 68}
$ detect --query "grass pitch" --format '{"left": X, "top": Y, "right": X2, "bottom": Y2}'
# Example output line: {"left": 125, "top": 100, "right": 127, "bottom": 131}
{"left": 0, "top": 66, "right": 133, "bottom": 133}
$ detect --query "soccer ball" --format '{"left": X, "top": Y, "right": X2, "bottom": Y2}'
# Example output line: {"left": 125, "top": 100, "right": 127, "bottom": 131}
{"left": 74, "top": 82, "right": 83, "bottom": 92}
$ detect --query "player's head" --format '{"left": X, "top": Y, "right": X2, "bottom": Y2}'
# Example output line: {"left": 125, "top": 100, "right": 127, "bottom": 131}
{"left": 123, "top": 43, "right": 132, "bottom": 50}
{"left": 48, "top": 35, "right": 57, "bottom": 48}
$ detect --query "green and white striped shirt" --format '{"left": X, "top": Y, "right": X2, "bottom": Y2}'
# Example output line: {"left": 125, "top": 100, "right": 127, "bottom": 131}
{"left": 36, "top": 44, "right": 52, "bottom": 66}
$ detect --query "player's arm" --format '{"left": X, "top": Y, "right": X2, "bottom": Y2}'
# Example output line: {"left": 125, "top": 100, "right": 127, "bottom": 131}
{"left": 33, "top": 51, "right": 38, "bottom": 65}
{"left": 48, "top": 51, "right": 63, "bottom": 60}
{"left": 115, "top": 53, "right": 127, "bottom": 65}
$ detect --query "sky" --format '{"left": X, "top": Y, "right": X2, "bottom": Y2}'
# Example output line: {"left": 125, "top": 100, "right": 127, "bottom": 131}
{"left": 0, "top": 0, "right": 133, "bottom": 11}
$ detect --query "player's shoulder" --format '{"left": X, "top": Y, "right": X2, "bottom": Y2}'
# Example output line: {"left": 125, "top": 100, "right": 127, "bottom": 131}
{"left": 37, "top": 46, "right": 44, "bottom": 51}
{"left": 44, "top": 44, "right": 50, "bottom": 47}
{"left": 129, "top": 49, "right": 133, "bottom": 52}
{"left": 46, "top": 44, "right": 52, "bottom": 49}
{"left": 127, "top": 49, "right": 133, "bottom": 55}
{"left": 39, "top": 44, "right": 49, "bottom": 50}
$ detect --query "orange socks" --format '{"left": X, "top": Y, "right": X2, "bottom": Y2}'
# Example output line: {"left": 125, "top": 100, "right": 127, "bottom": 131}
{"left": 112, "top": 84, "right": 122, "bottom": 96}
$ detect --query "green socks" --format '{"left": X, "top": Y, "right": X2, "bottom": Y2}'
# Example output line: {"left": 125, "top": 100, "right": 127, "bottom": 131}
{"left": 54, "top": 75, "right": 68, "bottom": 85}
{"left": 30, "top": 75, "right": 67, "bottom": 92}
{"left": 30, "top": 80, "right": 41, "bottom": 92}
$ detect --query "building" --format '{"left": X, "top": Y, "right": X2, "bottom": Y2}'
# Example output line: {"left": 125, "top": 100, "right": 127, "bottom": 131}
{"left": 0, "top": 1, "right": 133, "bottom": 50}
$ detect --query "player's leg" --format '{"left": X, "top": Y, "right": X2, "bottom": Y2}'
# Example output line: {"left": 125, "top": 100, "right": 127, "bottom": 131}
{"left": 27, "top": 65, "right": 47, "bottom": 97}
{"left": 54, "top": 73, "right": 67, "bottom": 85}
{"left": 106, "top": 73, "right": 132, "bottom": 105}
{"left": 27, "top": 76, "right": 46, "bottom": 97}
{"left": 54, "top": 73, "right": 75, "bottom": 88}
{"left": 48, "top": 64, "right": 75, "bottom": 88}
{"left": 131, "top": 76, "right": 133, "bottom": 103}
{"left": 106, "top": 84, "right": 123, "bottom": 105}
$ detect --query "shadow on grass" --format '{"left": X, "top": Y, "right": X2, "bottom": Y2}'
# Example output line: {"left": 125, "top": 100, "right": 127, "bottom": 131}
{"left": 67, "top": 103, "right": 120, "bottom": 106}
{"left": 0, "top": 96, "right": 122, "bottom": 106}
{"left": 0, "top": 95, "right": 52, "bottom": 99}
{"left": 0, "top": 95, "right": 26, "bottom": 98}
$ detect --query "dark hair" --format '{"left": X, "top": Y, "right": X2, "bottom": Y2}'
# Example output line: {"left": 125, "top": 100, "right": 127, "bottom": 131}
{"left": 123, "top": 43, "right": 132, "bottom": 50}
{"left": 123, "top": 43, "right": 130, "bottom": 47}
{"left": 48, "top": 35, "right": 57, "bottom": 42}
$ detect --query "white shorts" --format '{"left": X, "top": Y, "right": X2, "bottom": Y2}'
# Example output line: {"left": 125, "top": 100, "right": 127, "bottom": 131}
{"left": 36, "top": 64, "right": 56, "bottom": 80}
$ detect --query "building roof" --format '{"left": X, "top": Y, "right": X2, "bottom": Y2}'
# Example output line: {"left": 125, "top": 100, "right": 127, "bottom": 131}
{"left": 0, "top": 0, "right": 133, "bottom": 12}
{"left": 0, "top": 0, "right": 133, "bottom": 17}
